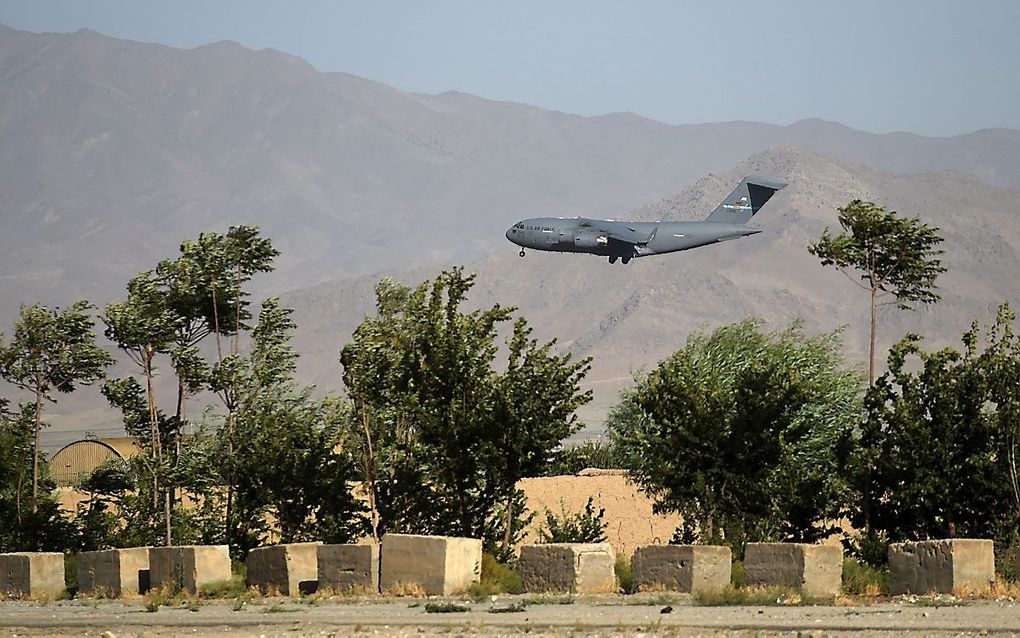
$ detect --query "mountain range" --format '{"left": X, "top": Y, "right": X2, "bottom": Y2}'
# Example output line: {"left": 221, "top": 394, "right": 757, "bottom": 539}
{"left": 0, "top": 24, "right": 1018, "bottom": 446}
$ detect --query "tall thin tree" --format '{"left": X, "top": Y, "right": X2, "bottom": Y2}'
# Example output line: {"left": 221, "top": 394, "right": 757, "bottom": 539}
{"left": 809, "top": 199, "right": 946, "bottom": 384}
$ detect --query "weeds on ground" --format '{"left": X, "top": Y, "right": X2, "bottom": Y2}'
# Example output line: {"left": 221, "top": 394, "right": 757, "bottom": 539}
{"left": 382, "top": 581, "right": 426, "bottom": 597}
{"left": 614, "top": 555, "right": 632, "bottom": 593}
{"left": 693, "top": 586, "right": 821, "bottom": 606}
{"left": 263, "top": 603, "right": 298, "bottom": 613}
{"left": 424, "top": 602, "right": 472, "bottom": 613}
{"left": 521, "top": 593, "right": 575, "bottom": 605}
{"left": 629, "top": 592, "right": 685, "bottom": 606}
{"left": 953, "top": 579, "right": 1020, "bottom": 601}
{"left": 199, "top": 575, "right": 248, "bottom": 599}
{"left": 842, "top": 558, "right": 889, "bottom": 596}
{"left": 488, "top": 600, "right": 528, "bottom": 613}
{"left": 143, "top": 584, "right": 203, "bottom": 612}
{"left": 730, "top": 560, "right": 745, "bottom": 588}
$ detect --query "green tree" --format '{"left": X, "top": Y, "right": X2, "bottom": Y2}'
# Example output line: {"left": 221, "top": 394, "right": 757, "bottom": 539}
{"left": 609, "top": 319, "right": 861, "bottom": 552}
{"left": 340, "top": 268, "right": 591, "bottom": 553}
{"left": 216, "top": 298, "right": 367, "bottom": 558}
{"left": 808, "top": 199, "right": 946, "bottom": 384}
{"left": 855, "top": 305, "right": 1020, "bottom": 553}
{"left": 103, "top": 270, "right": 180, "bottom": 543}
{"left": 0, "top": 301, "right": 112, "bottom": 515}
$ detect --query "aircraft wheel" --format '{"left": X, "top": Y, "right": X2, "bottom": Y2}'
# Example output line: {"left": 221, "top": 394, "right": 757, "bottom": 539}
{"left": 609, "top": 256, "right": 617, "bottom": 264}
{"left": 622, "top": 257, "right": 631, "bottom": 265}
{"left": 519, "top": 249, "right": 526, "bottom": 257}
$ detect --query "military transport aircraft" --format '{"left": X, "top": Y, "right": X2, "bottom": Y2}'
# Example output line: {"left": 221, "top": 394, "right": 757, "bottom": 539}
{"left": 505, "top": 176, "right": 786, "bottom": 264}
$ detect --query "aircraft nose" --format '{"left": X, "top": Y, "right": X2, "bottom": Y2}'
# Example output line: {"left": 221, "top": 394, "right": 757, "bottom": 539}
{"left": 505, "top": 227, "right": 517, "bottom": 244}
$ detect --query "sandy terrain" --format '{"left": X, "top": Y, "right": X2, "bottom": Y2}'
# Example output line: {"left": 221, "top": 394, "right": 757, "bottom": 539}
{"left": 2, "top": 596, "right": 1019, "bottom": 637}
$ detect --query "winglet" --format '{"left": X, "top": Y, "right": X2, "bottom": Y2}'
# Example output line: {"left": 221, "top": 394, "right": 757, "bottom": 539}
{"left": 704, "top": 176, "right": 788, "bottom": 224}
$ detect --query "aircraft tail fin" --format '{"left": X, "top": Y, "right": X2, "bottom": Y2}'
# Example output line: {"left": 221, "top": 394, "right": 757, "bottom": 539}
{"left": 704, "top": 176, "right": 787, "bottom": 224}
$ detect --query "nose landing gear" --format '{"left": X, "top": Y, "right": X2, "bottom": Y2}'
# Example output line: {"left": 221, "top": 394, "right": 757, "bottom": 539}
{"left": 519, "top": 249, "right": 526, "bottom": 257}
{"left": 608, "top": 255, "right": 631, "bottom": 264}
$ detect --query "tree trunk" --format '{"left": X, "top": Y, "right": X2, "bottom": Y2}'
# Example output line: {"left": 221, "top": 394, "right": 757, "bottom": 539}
{"left": 869, "top": 286, "right": 878, "bottom": 386}
{"left": 225, "top": 409, "right": 235, "bottom": 550}
{"left": 501, "top": 491, "right": 515, "bottom": 555}
{"left": 361, "top": 405, "right": 380, "bottom": 544}
{"left": 31, "top": 382, "right": 43, "bottom": 514}
{"left": 211, "top": 278, "right": 222, "bottom": 363}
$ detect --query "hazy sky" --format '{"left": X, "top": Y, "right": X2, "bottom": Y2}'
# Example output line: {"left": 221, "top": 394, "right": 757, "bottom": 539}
{"left": 2, "top": 0, "right": 1018, "bottom": 136}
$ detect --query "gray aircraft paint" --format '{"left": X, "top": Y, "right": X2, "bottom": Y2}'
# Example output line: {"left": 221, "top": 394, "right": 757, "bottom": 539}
{"left": 506, "top": 176, "right": 786, "bottom": 264}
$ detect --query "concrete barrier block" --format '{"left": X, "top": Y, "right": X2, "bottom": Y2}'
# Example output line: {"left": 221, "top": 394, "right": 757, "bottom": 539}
{"left": 519, "top": 543, "right": 616, "bottom": 594}
{"left": 77, "top": 547, "right": 151, "bottom": 597}
{"left": 889, "top": 539, "right": 995, "bottom": 595}
{"left": 631, "top": 544, "right": 731, "bottom": 593}
{"left": 380, "top": 534, "right": 481, "bottom": 596}
{"left": 0, "top": 552, "right": 65, "bottom": 598}
{"left": 149, "top": 545, "right": 231, "bottom": 594}
{"left": 744, "top": 543, "right": 842, "bottom": 598}
{"left": 247, "top": 542, "right": 321, "bottom": 597}
{"left": 317, "top": 543, "right": 379, "bottom": 592}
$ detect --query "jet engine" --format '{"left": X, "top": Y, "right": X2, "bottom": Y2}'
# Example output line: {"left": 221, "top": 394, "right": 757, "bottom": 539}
{"left": 574, "top": 232, "right": 609, "bottom": 249}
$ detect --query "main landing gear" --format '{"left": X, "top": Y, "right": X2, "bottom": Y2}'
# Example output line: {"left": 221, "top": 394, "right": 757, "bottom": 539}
{"left": 519, "top": 249, "right": 526, "bottom": 257}
{"left": 608, "top": 256, "right": 631, "bottom": 265}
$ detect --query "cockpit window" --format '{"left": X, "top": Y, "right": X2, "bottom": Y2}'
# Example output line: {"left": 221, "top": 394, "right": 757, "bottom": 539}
{"left": 515, "top": 223, "right": 525, "bottom": 229}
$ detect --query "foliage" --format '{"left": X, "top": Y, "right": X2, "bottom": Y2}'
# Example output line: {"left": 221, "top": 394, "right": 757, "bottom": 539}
{"left": 610, "top": 319, "right": 861, "bottom": 552}
{"left": 808, "top": 199, "right": 945, "bottom": 383}
{"left": 215, "top": 299, "right": 367, "bottom": 558}
{"left": 841, "top": 558, "right": 889, "bottom": 596}
{"left": 339, "top": 268, "right": 590, "bottom": 555}
{"left": 614, "top": 555, "right": 632, "bottom": 593}
{"left": 545, "top": 440, "right": 626, "bottom": 475}
{"left": 424, "top": 602, "right": 472, "bottom": 613}
{"left": 692, "top": 586, "right": 820, "bottom": 606}
{"left": 477, "top": 553, "right": 524, "bottom": 595}
{"left": 852, "top": 304, "right": 1020, "bottom": 552}
{"left": 537, "top": 496, "right": 608, "bottom": 544}
{"left": 0, "top": 301, "right": 112, "bottom": 517}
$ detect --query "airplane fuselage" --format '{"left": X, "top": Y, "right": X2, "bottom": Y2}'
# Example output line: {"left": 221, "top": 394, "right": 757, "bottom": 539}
{"left": 505, "top": 217, "right": 760, "bottom": 260}
{"left": 505, "top": 176, "right": 785, "bottom": 264}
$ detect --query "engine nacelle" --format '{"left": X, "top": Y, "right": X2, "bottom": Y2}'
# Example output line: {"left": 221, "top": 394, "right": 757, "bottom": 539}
{"left": 574, "top": 232, "right": 609, "bottom": 249}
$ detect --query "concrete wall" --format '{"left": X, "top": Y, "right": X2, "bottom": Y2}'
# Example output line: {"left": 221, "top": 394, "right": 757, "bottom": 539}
{"left": 631, "top": 544, "right": 731, "bottom": 593}
{"left": 519, "top": 543, "right": 616, "bottom": 594}
{"left": 380, "top": 534, "right": 481, "bottom": 596}
{"left": 744, "top": 543, "right": 842, "bottom": 598}
{"left": 318, "top": 543, "right": 379, "bottom": 592}
{"left": 889, "top": 539, "right": 995, "bottom": 595}
{"left": 149, "top": 545, "right": 231, "bottom": 594}
{"left": 0, "top": 552, "right": 65, "bottom": 598}
{"left": 77, "top": 547, "right": 151, "bottom": 597}
{"left": 247, "top": 542, "right": 320, "bottom": 597}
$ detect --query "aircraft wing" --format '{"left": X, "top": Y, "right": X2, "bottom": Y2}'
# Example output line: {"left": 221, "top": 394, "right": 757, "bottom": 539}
{"left": 576, "top": 218, "right": 653, "bottom": 245}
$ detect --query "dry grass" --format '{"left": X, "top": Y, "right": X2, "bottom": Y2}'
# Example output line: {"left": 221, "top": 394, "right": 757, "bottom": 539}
{"left": 953, "top": 579, "right": 1020, "bottom": 600}
{"left": 381, "top": 581, "right": 427, "bottom": 597}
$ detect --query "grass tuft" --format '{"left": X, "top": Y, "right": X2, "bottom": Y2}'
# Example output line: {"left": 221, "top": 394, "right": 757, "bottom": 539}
{"left": 424, "top": 602, "right": 472, "bottom": 613}
{"left": 521, "top": 593, "right": 575, "bottom": 605}
{"left": 842, "top": 558, "right": 889, "bottom": 596}
{"left": 488, "top": 600, "right": 528, "bottom": 613}
{"left": 693, "top": 586, "right": 820, "bottom": 606}
{"left": 199, "top": 576, "right": 248, "bottom": 599}
{"left": 614, "top": 555, "right": 632, "bottom": 593}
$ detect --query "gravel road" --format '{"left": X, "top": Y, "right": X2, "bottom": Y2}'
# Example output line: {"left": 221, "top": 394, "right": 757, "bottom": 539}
{"left": 2, "top": 595, "right": 1019, "bottom": 637}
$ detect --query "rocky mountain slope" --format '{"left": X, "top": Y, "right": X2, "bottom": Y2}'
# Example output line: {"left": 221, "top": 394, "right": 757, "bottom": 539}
{"left": 283, "top": 147, "right": 1020, "bottom": 436}
{"left": 2, "top": 24, "right": 1020, "bottom": 322}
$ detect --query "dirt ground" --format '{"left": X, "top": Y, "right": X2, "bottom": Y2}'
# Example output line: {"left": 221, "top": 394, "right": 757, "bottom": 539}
{"left": 3, "top": 595, "right": 1019, "bottom": 637}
